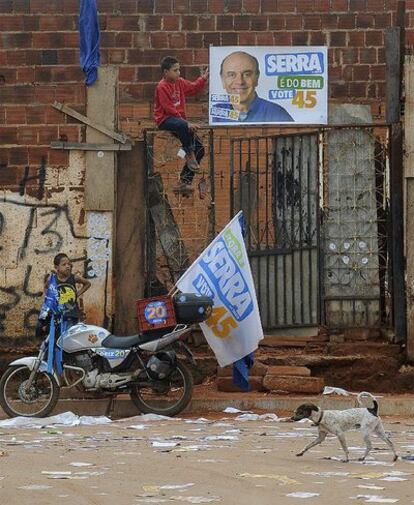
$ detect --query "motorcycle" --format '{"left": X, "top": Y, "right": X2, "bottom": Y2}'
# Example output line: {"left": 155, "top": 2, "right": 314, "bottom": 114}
{"left": 0, "top": 293, "right": 213, "bottom": 418}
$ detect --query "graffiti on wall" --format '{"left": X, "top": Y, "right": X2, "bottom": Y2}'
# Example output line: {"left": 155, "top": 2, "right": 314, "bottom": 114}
{"left": 0, "top": 151, "right": 112, "bottom": 340}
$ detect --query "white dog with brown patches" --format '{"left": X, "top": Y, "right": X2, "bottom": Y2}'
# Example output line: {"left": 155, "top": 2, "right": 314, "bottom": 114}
{"left": 291, "top": 392, "right": 398, "bottom": 462}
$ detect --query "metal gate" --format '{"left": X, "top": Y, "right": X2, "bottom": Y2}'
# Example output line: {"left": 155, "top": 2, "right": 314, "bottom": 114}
{"left": 230, "top": 133, "right": 321, "bottom": 329}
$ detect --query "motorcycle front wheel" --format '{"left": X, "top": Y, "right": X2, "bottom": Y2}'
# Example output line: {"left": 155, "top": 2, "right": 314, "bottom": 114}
{"left": 130, "top": 360, "right": 193, "bottom": 417}
{"left": 0, "top": 365, "right": 60, "bottom": 418}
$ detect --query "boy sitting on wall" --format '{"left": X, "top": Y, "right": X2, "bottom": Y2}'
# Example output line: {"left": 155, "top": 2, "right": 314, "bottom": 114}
{"left": 154, "top": 56, "right": 209, "bottom": 193}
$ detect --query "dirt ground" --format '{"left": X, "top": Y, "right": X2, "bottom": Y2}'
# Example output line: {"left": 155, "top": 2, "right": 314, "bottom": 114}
{"left": 0, "top": 410, "right": 413, "bottom": 505}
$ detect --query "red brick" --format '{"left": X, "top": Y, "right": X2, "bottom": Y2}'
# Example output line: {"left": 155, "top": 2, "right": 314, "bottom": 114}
{"left": 256, "top": 32, "right": 274, "bottom": 44}
{"left": 238, "top": 32, "right": 257, "bottom": 45}
{"left": 223, "top": 0, "right": 243, "bottom": 11}
{"left": 356, "top": 14, "right": 374, "bottom": 28}
{"left": 277, "top": 0, "right": 296, "bottom": 11}
{"left": 374, "top": 13, "right": 391, "bottom": 28}
{"left": 30, "top": 0, "right": 59, "bottom": 12}
{"left": 162, "top": 15, "right": 180, "bottom": 30}
{"left": 204, "top": 32, "right": 220, "bottom": 46}
{"left": 366, "top": 30, "right": 383, "bottom": 46}
{"left": 174, "top": 0, "right": 189, "bottom": 12}
{"left": 1, "top": 32, "right": 32, "bottom": 48}
{"left": 353, "top": 64, "right": 371, "bottom": 80}
{"left": 57, "top": 125, "right": 80, "bottom": 142}
{"left": 193, "top": 48, "right": 208, "bottom": 64}
{"left": 18, "top": 126, "right": 38, "bottom": 143}
{"left": 330, "top": 31, "right": 347, "bottom": 46}
{"left": 155, "top": 0, "right": 173, "bottom": 13}
{"left": 0, "top": 85, "right": 34, "bottom": 104}
{"left": 297, "top": 0, "right": 314, "bottom": 10}
{"left": 0, "top": 15, "right": 24, "bottom": 29}
{"left": 16, "top": 67, "right": 35, "bottom": 83}
{"left": 348, "top": 31, "right": 365, "bottom": 46}
{"left": 350, "top": 0, "right": 367, "bottom": 9}
{"left": 190, "top": 0, "right": 208, "bottom": 13}
{"left": 9, "top": 147, "right": 28, "bottom": 165}
{"left": 168, "top": 32, "right": 186, "bottom": 48}
{"left": 5, "top": 105, "right": 26, "bottom": 124}
{"left": 181, "top": 15, "right": 197, "bottom": 30}
{"left": 251, "top": 16, "right": 268, "bottom": 30}
{"left": 338, "top": 13, "right": 356, "bottom": 29}
{"left": 274, "top": 32, "right": 293, "bottom": 45}
{"left": 216, "top": 15, "right": 234, "bottom": 30}
{"left": 119, "top": 66, "right": 136, "bottom": 82}
{"left": 49, "top": 149, "right": 69, "bottom": 166}
{"left": 370, "top": 65, "right": 386, "bottom": 80}
{"left": 151, "top": 32, "right": 168, "bottom": 48}
{"left": 39, "top": 15, "right": 76, "bottom": 30}
{"left": 268, "top": 16, "right": 285, "bottom": 30}
{"left": 62, "top": 0, "right": 78, "bottom": 13}
{"left": 360, "top": 47, "right": 377, "bottom": 63}
{"left": 314, "top": 0, "right": 330, "bottom": 10}
{"left": 304, "top": 15, "right": 322, "bottom": 30}
{"left": 187, "top": 32, "right": 203, "bottom": 47}
{"left": 2, "top": 126, "right": 18, "bottom": 143}
{"left": 26, "top": 106, "right": 45, "bottom": 124}
{"left": 331, "top": 0, "right": 349, "bottom": 8}
{"left": 310, "top": 31, "right": 327, "bottom": 44}
{"left": 136, "top": 0, "right": 154, "bottom": 13}
{"left": 321, "top": 13, "right": 338, "bottom": 28}
{"left": 221, "top": 32, "right": 238, "bottom": 45}
{"left": 292, "top": 31, "right": 309, "bottom": 44}
{"left": 198, "top": 14, "right": 215, "bottom": 31}
{"left": 285, "top": 15, "right": 302, "bottom": 30}
{"left": 23, "top": 14, "right": 39, "bottom": 30}
{"left": 241, "top": 0, "right": 259, "bottom": 12}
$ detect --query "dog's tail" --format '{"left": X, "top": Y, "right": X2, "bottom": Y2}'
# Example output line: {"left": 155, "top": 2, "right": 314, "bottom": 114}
{"left": 357, "top": 391, "right": 379, "bottom": 417}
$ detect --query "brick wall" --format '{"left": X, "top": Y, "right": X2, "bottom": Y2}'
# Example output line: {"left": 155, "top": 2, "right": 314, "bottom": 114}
{"left": 0, "top": 0, "right": 411, "bottom": 340}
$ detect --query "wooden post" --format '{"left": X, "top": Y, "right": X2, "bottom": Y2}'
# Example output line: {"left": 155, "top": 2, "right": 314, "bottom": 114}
{"left": 114, "top": 142, "right": 146, "bottom": 334}
{"left": 405, "top": 55, "right": 414, "bottom": 359}
{"left": 85, "top": 66, "right": 118, "bottom": 211}
{"left": 385, "top": 27, "right": 406, "bottom": 343}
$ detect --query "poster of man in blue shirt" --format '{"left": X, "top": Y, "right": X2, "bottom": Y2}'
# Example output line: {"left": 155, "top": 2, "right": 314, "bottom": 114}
{"left": 211, "top": 51, "right": 293, "bottom": 124}
{"left": 209, "top": 46, "right": 328, "bottom": 126}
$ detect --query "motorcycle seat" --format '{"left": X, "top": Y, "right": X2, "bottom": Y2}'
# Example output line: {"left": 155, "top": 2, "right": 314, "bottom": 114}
{"left": 101, "top": 333, "right": 156, "bottom": 349}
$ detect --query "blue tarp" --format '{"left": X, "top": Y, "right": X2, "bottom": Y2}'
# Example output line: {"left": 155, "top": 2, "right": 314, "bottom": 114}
{"left": 79, "top": 0, "right": 100, "bottom": 86}
{"left": 233, "top": 352, "right": 254, "bottom": 392}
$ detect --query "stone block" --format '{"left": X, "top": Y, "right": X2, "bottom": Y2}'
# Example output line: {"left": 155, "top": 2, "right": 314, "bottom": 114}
{"left": 266, "top": 366, "right": 311, "bottom": 377}
{"left": 216, "top": 376, "right": 264, "bottom": 392}
{"left": 263, "top": 375, "right": 324, "bottom": 394}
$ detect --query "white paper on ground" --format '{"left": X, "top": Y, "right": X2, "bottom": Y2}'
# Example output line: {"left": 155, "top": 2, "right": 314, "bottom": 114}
{"left": 351, "top": 495, "right": 399, "bottom": 503}
{"left": 222, "top": 407, "right": 251, "bottom": 414}
{"left": 170, "top": 496, "right": 221, "bottom": 503}
{"left": 235, "top": 413, "right": 278, "bottom": 422}
{"left": 286, "top": 492, "right": 320, "bottom": 499}
{"left": 0, "top": 411, "right": 111, "bottom": 428}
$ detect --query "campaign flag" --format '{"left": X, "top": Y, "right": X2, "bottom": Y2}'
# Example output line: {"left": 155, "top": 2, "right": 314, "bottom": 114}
{"left": 176, "top": 211, "right": 264, "bottom": 368}
{"left": 79, "top": 0, "right": 101, "bottom": 86}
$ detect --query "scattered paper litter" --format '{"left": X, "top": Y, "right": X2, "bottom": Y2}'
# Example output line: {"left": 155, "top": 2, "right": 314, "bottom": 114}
{"left": 127, "top": 424, "right": 148, "bottom": 430}
{"left": 0, "top": 411, "right": 111, "bottom": 428}
{"left": 151, "top": 441, "right": 179, "bottom": 448}
{"left": 202, "top": 435, "right": 239, "bottom": 441}
{"left": 160, "top": 483, "right": 195, "bottom": 490}
{"left": 170, "top": 496, "right": 220, "bottom": 503}
{"left": 235, "top": 413, "right": 278, "bottom": 422}
{"left": 185, "top": 418, "right": 209, "bottom": 424}
{"left": 286, "top": 492, "right": 320, "bottom": 499}
{"left": 18, "top": 484, "right": 53, "bottom": 490}
{"left": 351, "top": 495, "right": 398, "bottom": 503}
{"left": 69, "top": 462, "right": 93, "bottom": 467}
{"left": 238, "top": 473, "right": 297, "bottom": 485}
{"left": 223, "top": 407, "right": 251, "bottom": 414}
{"left": 379, "top": 476, "right": 407, "bottom": 481}
{"left": 323, "top": 386, "right": 351, "bottom": 396}
{"left": 358, "top": 486, "right": 385, "bottom": 491}
{"left": 139, "top": 414, "right": 177, "bottom": 421}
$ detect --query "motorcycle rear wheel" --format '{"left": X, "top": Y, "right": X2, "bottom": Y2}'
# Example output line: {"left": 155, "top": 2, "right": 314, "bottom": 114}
{"left": 0, "top": 365, "right": 60, "bottom": 418}
{"left": 130, "top": 360, "right": 193, "bottom": 417}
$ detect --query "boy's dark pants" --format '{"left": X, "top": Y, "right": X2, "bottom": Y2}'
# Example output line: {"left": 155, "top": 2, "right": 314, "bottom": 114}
{"left": 158, "top": 117, "right": 205, "bottom": 184}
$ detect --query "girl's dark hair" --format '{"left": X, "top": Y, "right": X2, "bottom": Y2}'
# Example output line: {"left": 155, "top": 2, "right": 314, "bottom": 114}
{"left": 161, "top": 56, "right": 179, "bottom": 72}
{"left": 53, "top": 253, "right": 68, "bottom": 267}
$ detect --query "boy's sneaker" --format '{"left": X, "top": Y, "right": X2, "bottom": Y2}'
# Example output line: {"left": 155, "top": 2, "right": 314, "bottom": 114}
{"left": 186, "top": 159, "right": 200, "bottom": 173}
{"left": 173, "top": 181, "right": 194, "bottom": 196}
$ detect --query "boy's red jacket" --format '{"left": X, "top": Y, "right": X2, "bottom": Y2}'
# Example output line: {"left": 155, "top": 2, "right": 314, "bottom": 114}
{"left": 154, "top": 76, "right": 206, "bottom": 126}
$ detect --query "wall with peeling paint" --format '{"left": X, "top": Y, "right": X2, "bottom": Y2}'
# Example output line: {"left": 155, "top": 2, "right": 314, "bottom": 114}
{"left": 0, "top": 151, "right": 112, "bottom": 345}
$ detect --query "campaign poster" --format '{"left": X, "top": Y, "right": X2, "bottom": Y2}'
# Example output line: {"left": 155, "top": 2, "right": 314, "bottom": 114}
{"left": 209, "top": 46, "right": 328, "bottom": 126}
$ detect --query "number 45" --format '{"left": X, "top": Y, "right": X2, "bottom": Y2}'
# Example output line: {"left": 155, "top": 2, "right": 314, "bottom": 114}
{"left": 205, "top": 307, "right": 237, "bottom": 339}
{"left": 292, "top": 91, "right": 317, "bottom": 109}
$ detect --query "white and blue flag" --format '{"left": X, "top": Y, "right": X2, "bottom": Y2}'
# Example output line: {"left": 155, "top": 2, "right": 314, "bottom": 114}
{"left": 176, "top": 211, "right": 264, "bottom": 375}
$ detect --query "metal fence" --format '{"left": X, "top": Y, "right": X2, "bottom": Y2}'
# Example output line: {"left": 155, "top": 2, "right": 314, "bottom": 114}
{"left": 145, "top": 125, "right": 396, "bottom": 331}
